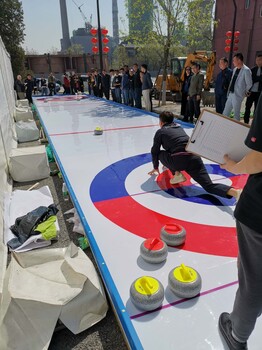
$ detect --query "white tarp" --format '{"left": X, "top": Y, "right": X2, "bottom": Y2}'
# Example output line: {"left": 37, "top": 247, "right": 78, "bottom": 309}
{"left": 0, "top": 36, "right": 17, "bottom": 299}
{"left": 0, "top": 243, "right": 108, "bottom": 350}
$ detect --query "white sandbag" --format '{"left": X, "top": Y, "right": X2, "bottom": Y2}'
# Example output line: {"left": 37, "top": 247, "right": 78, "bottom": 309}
{"left": 14, "top": 107, "right": 33, "bottom": 122}
{"left": 9, "top": 146, "right": 50, "bottom": 182}
{"left": 0, "top": 243, "right": 108, "bottom": 350}
{"left": 15, "top": 120, "right": 39, "bottom": 143}
{"left": 17, "top": 99, "right": 29, "bottom": 108}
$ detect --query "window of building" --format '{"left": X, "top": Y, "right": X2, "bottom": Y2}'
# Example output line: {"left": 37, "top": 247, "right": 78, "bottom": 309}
{"left": 260, "top": 5, "right": 262, "bottom": 17}
{"left": 245, "top": 0, "right": 250, "bottom": 9}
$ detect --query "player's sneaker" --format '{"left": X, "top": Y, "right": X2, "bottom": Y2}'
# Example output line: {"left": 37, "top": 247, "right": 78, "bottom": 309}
{"left": 170, "top": 172, "right": 186, "bottom": 185}
{"left": 235, "top": 189, "right": 243, "bottom": 202}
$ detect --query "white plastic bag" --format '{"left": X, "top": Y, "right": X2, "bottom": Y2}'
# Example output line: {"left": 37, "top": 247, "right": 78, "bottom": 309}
{"left": 64, "top": 208, "right": 85, "bottom": 235}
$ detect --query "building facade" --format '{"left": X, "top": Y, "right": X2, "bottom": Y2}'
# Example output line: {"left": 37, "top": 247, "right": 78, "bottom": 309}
{"left": 213, "top": 0, "right": 262, "bottom": 73}
{"left": 25, "top": 53, "right": 108, "bottom": 77}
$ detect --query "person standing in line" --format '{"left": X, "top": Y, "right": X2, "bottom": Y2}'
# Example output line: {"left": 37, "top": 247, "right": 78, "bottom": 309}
{"left": 141, "top": 64, "right": 153, "bottom": 112}
{"left": 121, "top": 65, "right": 130, "bottom": 106}
{"left": 109, "top": 69, "right": 116, "bottom": 101}
{"left": 215, "top": 57, "right": 233, "bottom": 114}
{"left": 188, "top": 62, "right": 204, "bottom": 123}
{"left": 112, "top": 70, "right": 122, "bottom": 103}
{"left": 40, "top": 75, "right": 48, "bottom": 96}
{"left": 14, "top": 74, "right": 25, "bottom": 100}
{"left": 24, "top": 74, "right": 34, "bottom": 105}
{"left": 243, "top": 53, "right": 262, "bottom": 124}
{"left": 128, "top": 68, "right": 135, "bottom": 107}
{"left": 48, "top": 72, "right": 56, "bottom": 96}
{"left": 223, "top": 52, "right": 252, "bottom": 121}
{"left": 101, "top": 69, "right": 110, "bottom": 100}
{"left": 133, "top": 63, "right": 142, "bottom": 109}
{"left": 63, "top": 73, "right": 70, "bottom": 94}
{"left": 219, "top": 94, "right": 262, "bottom": 350}
{"left": 180, "top": 66, "right": 193, "bottom": 122}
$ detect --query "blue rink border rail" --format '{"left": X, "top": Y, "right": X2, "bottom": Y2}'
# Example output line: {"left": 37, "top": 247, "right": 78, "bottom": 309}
{"left": 34, "top": 96, "right": 144, "bottom": 350}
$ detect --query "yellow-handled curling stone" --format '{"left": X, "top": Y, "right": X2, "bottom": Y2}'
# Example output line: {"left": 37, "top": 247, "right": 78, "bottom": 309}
{"left": 140, "top": 237, "right": 168, "bottom": 264}
{"left": 160, "top": 223, "right": 186, "bottom": 246}
{"left": 94, "top": 127, "right": 103, "bottom": 135}
{"left": 168, "top": 264, "right": 202, "bottom": 298}
{"left": 130, "top": 276, "right": 164, "bottom": 311}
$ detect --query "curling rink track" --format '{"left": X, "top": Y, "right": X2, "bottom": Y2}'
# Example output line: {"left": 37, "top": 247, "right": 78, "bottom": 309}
{"left": 35, "top": 95, "right": 262, "bottom": 350}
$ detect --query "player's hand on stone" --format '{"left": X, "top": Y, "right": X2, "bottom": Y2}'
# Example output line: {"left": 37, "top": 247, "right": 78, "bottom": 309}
{"left": 148, "top": 168, "right": 159, "bottom": 176}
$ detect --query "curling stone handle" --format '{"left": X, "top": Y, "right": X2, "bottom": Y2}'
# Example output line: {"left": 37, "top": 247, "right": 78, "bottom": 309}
{"left": 149, "top": 238, "right": 161, "bottom": 249}
{"left": 180, "top": 264, "right": 191, "bottom": 281}
{"left": 140, "top": 277, "right": 153, "bottom": 290}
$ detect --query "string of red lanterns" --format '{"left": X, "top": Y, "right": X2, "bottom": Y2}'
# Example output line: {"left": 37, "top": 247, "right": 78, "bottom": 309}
{"left": 224, "top": 30, "right": 241, "bottom": 53}
{"left": 90, "top": 27, "right": 110, "bottom": 54}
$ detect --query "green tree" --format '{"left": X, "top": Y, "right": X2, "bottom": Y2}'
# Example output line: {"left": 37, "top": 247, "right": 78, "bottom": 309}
{"left": 125, "top": 0, "right": 215, "bottom": 105}
{"left": 66, "top": 44, "right": 84, "bottom": 55}
{"left": 111, "top": 46, "right": 130, "bottom": 68}
{"left": 187, "top": 0, "right": 216, "bottom": 51}
{"left": 0, "top": 0, "right": 25, "bottom": 77}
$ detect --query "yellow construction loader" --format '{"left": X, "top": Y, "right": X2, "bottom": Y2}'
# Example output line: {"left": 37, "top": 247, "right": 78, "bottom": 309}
{"left": 153, "top": 51, "right": 216, "bottom": 106}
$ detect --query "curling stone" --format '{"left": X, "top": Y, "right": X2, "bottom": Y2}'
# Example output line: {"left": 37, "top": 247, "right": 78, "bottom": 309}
{"left": 160, "top": 223, "right": 186, "bottom": 246}
{"left": 140, "top": 237, "right": 168, "bottom": 264}
{"left": 94, "top": 127, "right": 103, "bottom": 135}
{"left": 168, "top": 264, "right": 202, "bottom": 298}
{"left": 130, "top": 276, "right": 164, "bottom": 311}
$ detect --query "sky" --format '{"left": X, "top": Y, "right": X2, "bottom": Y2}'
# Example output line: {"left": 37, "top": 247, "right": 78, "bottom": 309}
{"left": 20, "top": 0, "right": 127, "bottom": 53}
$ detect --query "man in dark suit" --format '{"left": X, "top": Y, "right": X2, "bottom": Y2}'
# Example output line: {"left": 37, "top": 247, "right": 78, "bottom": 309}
{"left": 243, "top": 54, "right": 262, "bottom": 124}
{"left": 215, "top": 57, "right": 232, "bottom": 114}
{"left": 101, "top": 69, "right": 111, "bottom": 100}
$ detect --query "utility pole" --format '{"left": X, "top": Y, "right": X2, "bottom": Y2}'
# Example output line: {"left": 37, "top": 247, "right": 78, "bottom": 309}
{"left": 96, "top": 0, "right": 103, "bottom": 72}
{"left": 229, "top": 0, "right": 237, "bottom": 68}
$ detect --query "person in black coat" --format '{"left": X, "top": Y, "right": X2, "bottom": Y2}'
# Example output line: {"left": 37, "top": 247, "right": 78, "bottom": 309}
{"left": 133, "top": 63, "right": 142, "bottom": 109}
{"left": 14, "top": 74, "right": 25, "bottom": 100}
{"left": 101, "top": 70, "right": 111, "bottom": 100}
{"left": 243, "top": 53, "right": 262, "bottom": 124}
{"left": 215, "top": 57, "right": 233, "bottom": 114}
{"left": 24, "top": 74, "right": 34, "bottom": 104}
{"left": 180, "top": 66, "right": 193, "bottom": 120}
{"left": 148, "top": 111, "right": 241, "bottom": 200}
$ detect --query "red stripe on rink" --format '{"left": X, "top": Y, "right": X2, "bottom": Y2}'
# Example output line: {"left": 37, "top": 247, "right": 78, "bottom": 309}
{"left": 49, "top": 124, "right": 158, "bottom": 137}
{"left": 94, "top": 196, "right": 238, "bottom": 258}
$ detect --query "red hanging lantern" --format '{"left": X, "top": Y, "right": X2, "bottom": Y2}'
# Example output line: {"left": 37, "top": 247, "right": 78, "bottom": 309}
{"left": 90, "top": 27, "right": 98, "bottom": 36}
{"left": 224, "top": 46, "right": 231, "bottom": 53}
{"left": 234, "top": 30, "right": 240, "bottom": 37}
{"left": 101, "top": 28, "right": 108, "bottom": 36}
{"left": 102, "top": 46, "right": 110, "bottom": 54}
{"left": 233, "top": 46, "right": 239, "bottom": 52}
{"left": 225, "top": 38, "right": 231, "bottom": 45}
{"left": 92, "top": 46, "right": 99, "bottom": 54}
{"left": 91, "top": 37, "right": 98, "bottom": 44}
{"left": 234, "top": 38, "right": 239, "bottom": 44}
{"left": 226, "top": 31, "right": 232, "bottom": 37}
{"left": 102, "top": 37, "right": 109, "bottom": 45}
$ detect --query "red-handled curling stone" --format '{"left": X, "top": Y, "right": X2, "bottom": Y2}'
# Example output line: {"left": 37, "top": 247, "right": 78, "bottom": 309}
{"left": 160, "top": 223, "right": 186, "bottom": 246}
{"left": 140, "top": 237, "right": 168, "bottom": 264}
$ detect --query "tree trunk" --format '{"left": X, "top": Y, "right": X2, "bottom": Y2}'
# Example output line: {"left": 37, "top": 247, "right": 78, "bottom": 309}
{"left": 161, "top": 45, "right": 169, "bottom": 106}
